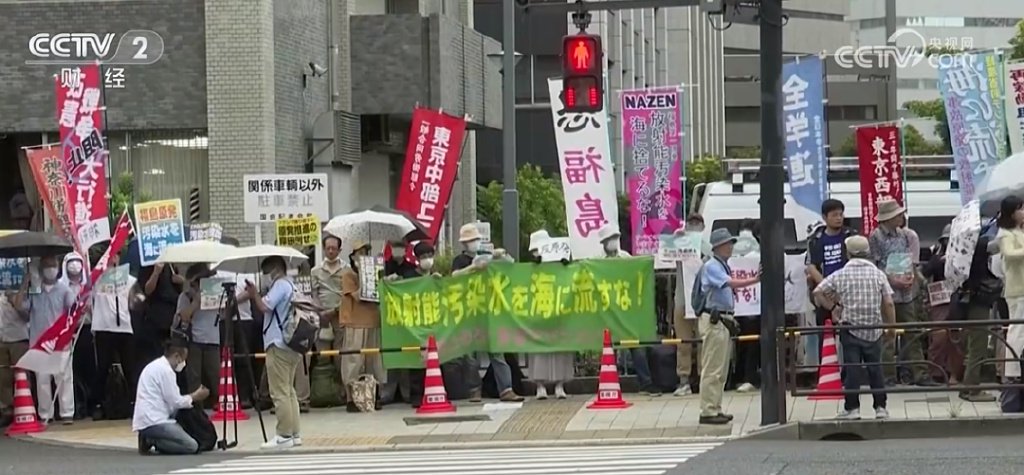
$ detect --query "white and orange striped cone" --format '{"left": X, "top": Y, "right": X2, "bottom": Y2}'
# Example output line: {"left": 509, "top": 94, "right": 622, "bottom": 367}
{"left": 808, "top": 319, "right": 844, "bottom": 400}
{"left": 211, "top": 348, "right": 249, "bottom": 421}
{"left": 587, "top": 329, "right": 632, "bottom": 410}
{"left": 6, "top": 369, "right": 44, "bottom": 436}
{"left": 417, "top": 335, "right": 456, "bottom": 414}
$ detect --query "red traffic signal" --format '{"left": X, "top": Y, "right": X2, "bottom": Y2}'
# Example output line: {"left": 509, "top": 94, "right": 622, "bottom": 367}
{"left": 561, "top": 34, "right": 603, "bottom": 113}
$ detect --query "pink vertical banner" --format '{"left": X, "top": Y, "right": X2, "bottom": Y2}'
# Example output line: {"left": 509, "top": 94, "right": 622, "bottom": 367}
{"left": 621, "top": 88, "right": 684, "bottom": 255}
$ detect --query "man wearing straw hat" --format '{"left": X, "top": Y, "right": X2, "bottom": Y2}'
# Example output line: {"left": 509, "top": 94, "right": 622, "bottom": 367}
{"left": 694, "top": 229, "right": 760, "bottom": 425}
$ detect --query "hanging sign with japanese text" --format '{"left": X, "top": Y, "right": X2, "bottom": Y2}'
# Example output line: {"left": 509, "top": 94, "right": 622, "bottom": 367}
{"left": 939, "top": 53, "right": 1007, "bottom": 203}
{"left": 856, "top": 126, "right": 904, "bottom": 236}
{"left": 134, "top": 199, "right": 185, "bottom": 266}
{"left": 56, "top": 64, "right": 110, "bottom": 251}
{"left": 0, "top": 258, "right": 27, "bottom": 291}
{"left": 380, "top": 257, "right": 657, "bottom": 368}
{"left": 188, "top": 222, "right": 223, "bottom": 242}
{"left": 95, "top": 264, "right": 130, "bottom": 295}
{"left": 275, "top": 216, "right": 321, "bottom": 248}
{"left": 395, "top": 107, "right": 467, "bottom": 241}
{"left": 781, "top": 56, "right": 828, "bottom": 219}
{"left": 621, "top": 88, "right": 684, "bottom": 257}
{"left": 357, "top": 255, "right": 384, "bottom": 302}
{"left": 1005, "top": 59, "right": 1024, "bottom": 155}
{"left": 26, "top": 146, "right": 79, "bottom": 248}
{"left": 243, "top": 173, "right": 329, "bottom": 223}
{"left": 548, "top": 78, "right": 620, "bottom": 259}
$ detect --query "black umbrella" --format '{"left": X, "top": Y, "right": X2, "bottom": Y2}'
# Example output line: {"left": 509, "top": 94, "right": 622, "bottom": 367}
{"left": 0, "top": 231, "right": 74, "bottom": 258}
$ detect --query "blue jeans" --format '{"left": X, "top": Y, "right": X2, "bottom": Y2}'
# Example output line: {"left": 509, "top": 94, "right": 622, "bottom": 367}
{"left": 619, "top": 348, "right": 653, "bottom": 389}
{"left": 479, "top": 353, "right": 513, "bottom": 393}
{"left": 140, "top": 422, "right": 198, "bottom": 455}
{"left": 839, "top": 332, "right": 887, "bottom": 412}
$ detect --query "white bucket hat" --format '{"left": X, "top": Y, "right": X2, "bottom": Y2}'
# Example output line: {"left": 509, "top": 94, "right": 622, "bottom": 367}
{"left": 528, "top": 230, "right": 551, "bottom": 252}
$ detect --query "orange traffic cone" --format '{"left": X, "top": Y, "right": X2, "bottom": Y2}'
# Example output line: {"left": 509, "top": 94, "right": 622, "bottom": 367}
{"left": 587, "top": 329, "right": 632, "bottom": 410}
{"left": 6, "top": 369, "right": 44, "bottom": 436}
{"left": 417, "top": 335, "right": 456, "bottom": 414}
{"left": 808, "top": 319, "right": 844, "bottom": 400}
{"left": 211, "top": 348, "right": 249, "bottom": 422}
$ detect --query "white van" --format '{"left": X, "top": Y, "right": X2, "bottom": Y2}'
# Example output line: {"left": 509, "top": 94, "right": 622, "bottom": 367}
{"left": 690, "top": 156, "right": 963, "bottom": 250}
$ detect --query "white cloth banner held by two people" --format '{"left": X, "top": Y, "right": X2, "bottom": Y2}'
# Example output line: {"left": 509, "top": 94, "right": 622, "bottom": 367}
{"left": 547, "top": 79, "right": 620, "bottom": 259}
{"left": 17, "top": 213, "right": 134, "bottom": 374}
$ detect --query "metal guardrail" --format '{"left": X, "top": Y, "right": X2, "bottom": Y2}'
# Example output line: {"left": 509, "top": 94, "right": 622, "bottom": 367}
{"left": 775, "top": 319, "right": 1024, "bottom": 424}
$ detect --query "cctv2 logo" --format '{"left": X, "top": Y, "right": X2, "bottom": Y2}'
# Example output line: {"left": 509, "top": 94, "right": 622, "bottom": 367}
{"left": 26, "top": 30, "right": 165, "bottom": 65}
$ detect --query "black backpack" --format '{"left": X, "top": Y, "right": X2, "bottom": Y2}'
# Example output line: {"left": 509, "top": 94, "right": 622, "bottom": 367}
{"left": 175, "top": 406, "right": 217, "bottom": 452}
{"left": 102, "top": 364, "right": 133, "bottom": 420}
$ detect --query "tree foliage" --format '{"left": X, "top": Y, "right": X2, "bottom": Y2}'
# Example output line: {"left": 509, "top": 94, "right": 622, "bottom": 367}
{"left": 1011, "top": 19, "right": 1024, "bottom": 61}
{"left": 835, "top": 124, "right": 945, "bottom": 157}
{"left": 477, "top": 164, "right": 567, "bottom": 257}
{"left": 109, "top": 172, "right": 152, "bottom": 224}
{"left": 903, "top": 99, "right": 952, "bottom": 153}
{"left": 685, "top": 155, "right": 725, "bottom": 211}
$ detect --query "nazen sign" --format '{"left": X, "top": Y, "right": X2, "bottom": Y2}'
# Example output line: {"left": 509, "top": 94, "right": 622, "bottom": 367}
{"left": 623, "top": 93, "right": 677, "bottom": 109}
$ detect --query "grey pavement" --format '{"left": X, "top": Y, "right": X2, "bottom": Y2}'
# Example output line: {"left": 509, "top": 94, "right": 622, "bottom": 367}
{"left": 677, "top": 436, "right": 1024, "bottom": 475}
{"left": 0, "top": 437, "right": 239, "bottom": 475}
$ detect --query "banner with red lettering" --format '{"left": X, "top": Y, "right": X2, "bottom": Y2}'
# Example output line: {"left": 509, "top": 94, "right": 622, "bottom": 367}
{"left": 56, "top": 64, "right": 110, "bottom": 251}
{"left": 26, "top": 146, "right": 80, "bottom": 250}
{"left": 395, "top": 107, "right": 467, "bottom": 241}
{"left": 16, "top": 212, "right": 133, "bottom": 375}
{"left": 856, "top": 126, "right": 904, "bottom": 236}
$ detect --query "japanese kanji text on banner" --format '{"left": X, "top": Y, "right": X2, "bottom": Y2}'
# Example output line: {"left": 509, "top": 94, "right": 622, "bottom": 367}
{"left": 1005, "top": 59, "right": 1024, "bottom": 155}
{"left": 26, "top": 146, "right": 78, "bottom": 246}
{"left": 781, "top": 56, "right": 828, "bottom": 221}
{"left": 548, "top": 78, "right": 620, "bottom": 259}
{"left": 856, "top": 126, "right": 904, "bottom": 236}
{"left": 395, "top": 107, "right": 467, "bottom": 240}
{"left": 56, "top": 64, "right": 111, "bottom": 250}
{"left": 276, "top": 216, "right": 321, "bottom": 248}
{"left": 620, "top": 88, "right": 684, "bottom": 258}
{"left": 243, "top": 174, "right": 329, "bottom": 223}
{"left": 135, "top": 199, "right": 185, "bottom": 266}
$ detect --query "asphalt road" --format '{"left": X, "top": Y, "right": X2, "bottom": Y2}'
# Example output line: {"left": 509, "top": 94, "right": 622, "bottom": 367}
{"left": 677, "top": 436, "right": 1024, "bottom": 474}
{"left": 0, "top": 437, "right": 238, "bottom": 475}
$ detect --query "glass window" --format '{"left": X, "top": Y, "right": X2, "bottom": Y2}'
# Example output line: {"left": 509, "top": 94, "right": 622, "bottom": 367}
{"left": 110, "top": 130, "right": 210, "bottom": 221}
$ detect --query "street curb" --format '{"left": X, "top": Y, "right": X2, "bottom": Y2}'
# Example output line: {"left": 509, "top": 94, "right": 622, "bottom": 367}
{"left": 740, "top": 416, "right": 1024, "bottom": 441}
{"left": 18, "top": 434, "right": 734, "bottom": 455}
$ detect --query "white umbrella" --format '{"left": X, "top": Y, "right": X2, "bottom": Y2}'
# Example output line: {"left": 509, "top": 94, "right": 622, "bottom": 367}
{"left": 323, "top": 205, "right": 430, "bottom": 246}
{"left": 978, "top": 152, "right": 1024, "bottom": 203}
{"left": 157, "top": 241, "right": 238, "bottom": 264}
{"left": 213, "top": 244, "right": 309, "bottom": 274}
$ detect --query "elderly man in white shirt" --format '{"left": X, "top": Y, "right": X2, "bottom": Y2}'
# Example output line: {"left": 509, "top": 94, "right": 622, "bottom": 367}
{"left": 134, "top": 341, "right": 209, "bottom": 455}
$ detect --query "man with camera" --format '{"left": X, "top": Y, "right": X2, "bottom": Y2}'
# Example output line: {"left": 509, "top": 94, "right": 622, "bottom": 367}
{"left": 694, "top": 229, "right": 760, "bottom": 425}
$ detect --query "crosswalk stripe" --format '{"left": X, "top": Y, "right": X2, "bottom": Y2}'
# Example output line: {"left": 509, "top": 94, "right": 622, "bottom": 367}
{"left": 161, "top": 443, "right": 719, "bottom": 475}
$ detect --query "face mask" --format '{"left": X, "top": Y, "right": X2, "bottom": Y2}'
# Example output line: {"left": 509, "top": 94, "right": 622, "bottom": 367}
{"left": 67, "top": 261, "right": 83, "bottom": 275}
{"left": 466, "top": 241, "right": 481, "bottom": 253}
{"left": 419, "top": 258, "right": 434, "bottom": 270}
{"left": 174, "top": 360, "right": 186, "bottom": 373}
{"left": 42, "top": 267, "right": 59, "bottom": 281}
{"left": 605, "top": 241, "right": 619, "bottom": 253}
{"left": 392, "top": 248, "right": 405, "bottom": 260}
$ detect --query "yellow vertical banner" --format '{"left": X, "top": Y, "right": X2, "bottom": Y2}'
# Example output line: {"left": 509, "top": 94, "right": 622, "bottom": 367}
{"left": 275, "top": 215, "right": 321, "bottom": 248}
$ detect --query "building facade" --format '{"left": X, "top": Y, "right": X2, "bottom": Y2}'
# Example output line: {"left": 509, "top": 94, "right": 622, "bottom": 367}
{"left": 473, "top": 0, "right": 725, "bottom": 190}
{"left": 0, "top": 0, "right": 501, "bottom": 247}
{"left": 722, "top": 0, "right": 894, "bottom": 153}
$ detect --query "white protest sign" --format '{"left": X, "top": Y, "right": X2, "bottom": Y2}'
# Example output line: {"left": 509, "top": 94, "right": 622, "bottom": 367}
{"left": 540, "top": 237, "right": 572, "bottom": 262}
{"left": 680, "top": 252, "right": 811, "bottom": 318}
{"left": 728, "top": 256, "right": 761, "bottom": 317}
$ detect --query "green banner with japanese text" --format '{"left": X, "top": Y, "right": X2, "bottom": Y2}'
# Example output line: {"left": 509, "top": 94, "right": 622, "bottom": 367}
{"left": 380, "top": 257, "right": 657, "bottom": 368}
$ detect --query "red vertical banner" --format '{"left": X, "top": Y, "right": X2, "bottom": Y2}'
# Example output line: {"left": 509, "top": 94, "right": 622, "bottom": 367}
{"left": 395, "top": 107, "right": 467, "bottom": 241}
{"left": 56, "top": 64, "right": 110, "bottom": 251}
{"left": 26, "top": 147, "right": 79, "bottom": 250}
{"left": 856, "top": 125, "right": 904, "bottom": 236}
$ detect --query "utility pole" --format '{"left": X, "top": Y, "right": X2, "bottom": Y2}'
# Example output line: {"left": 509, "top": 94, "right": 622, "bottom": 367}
{"left": 757, "top": 0, "right": 784, "bottom": 426}
{"left": 502, "top": 0, "right": 520, "bottom": 259}
{"left": 884, "top": 0, "right": 898, "bottom": 121}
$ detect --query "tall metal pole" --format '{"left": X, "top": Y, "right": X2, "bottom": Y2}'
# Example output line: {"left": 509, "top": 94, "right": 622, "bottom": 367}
{"left": 884, "top": 0, "right": 898, "bottom": 121}
{"left": 501, "top": 0, "right": 520, "bottom": 259}
{"left": 758, "top": 0, "right": 784, "bottom": 426}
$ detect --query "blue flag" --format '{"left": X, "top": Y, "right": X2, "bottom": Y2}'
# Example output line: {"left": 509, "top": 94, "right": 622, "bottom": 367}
{"left": 781, "top": 56, "right": 828, "bottom": 218}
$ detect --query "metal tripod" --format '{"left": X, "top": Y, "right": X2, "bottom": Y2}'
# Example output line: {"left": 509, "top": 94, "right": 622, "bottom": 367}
{"left": 215, "top": 281, "right": 267, "bottom": 450}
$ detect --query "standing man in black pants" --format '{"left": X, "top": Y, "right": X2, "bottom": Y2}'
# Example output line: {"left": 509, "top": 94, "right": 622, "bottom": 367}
{"left": 92, "top": 252, "right": 139, "bottom": 419}
{"left": 137, "top": 262, "right": 184, "bottom": 366}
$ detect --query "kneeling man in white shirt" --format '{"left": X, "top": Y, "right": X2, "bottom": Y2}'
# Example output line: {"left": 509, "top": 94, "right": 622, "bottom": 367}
{"left": 133, "top": 341, "right": 209, "bottom": 455}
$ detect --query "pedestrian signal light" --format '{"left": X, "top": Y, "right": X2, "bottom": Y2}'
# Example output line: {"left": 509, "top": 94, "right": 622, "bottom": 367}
{"left": 561, "top": 34, "right": 603, "bottom": 113}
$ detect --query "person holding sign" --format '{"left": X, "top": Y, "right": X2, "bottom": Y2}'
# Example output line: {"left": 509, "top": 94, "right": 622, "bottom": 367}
{"left": 921, "top": 224, "right": 963, "bottom": 383}
{"left": 694, "top": 229, "right": 760, "bottom": 425}
{"left": 173, "top": 264, "right": 222, "bottom": 408}
{"left": 525, "top": 230, "right": 574, "bottom": 400}
{"left": 92, "top": 252, "right": 139, "bottom": 419}
{"left": 868, "top": 199, "right": 934, "bottom": 387}
{"left": 339, "top": 240, "right": 387, "bottom": 411}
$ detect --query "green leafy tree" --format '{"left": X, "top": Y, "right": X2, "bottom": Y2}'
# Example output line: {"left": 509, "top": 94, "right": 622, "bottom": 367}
{"left": 727, "top": 146, "right": 762, "bottom": 159}
{"left": 477, "top": 165, "right": 568, "bottom": 257}
{"left": 834, "top": 124, "right": 943, "bottom": 156}
{"left": 1010, "top": 19, "right": 1024, "bottom": 60}
{"left": 109, "top": 172, "right": 152, "bottom": 223}
{"left": 685, "top": 155, "right": 725, "bottom": 212}
{"left": 903, "top": 99, "right": 952, "bottom": 153}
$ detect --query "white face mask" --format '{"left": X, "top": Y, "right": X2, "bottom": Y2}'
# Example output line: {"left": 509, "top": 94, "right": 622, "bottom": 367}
{"left": 42, "top": 267, "right": 59, "bottom": 281}
{"left": 67, "top": 261, "right": 83, "bottom": 275}
{"left": 174, "top": 360, "right": 186, "bottom": 373}
{"left": 392, "top": 248, "right": 406, "bottom": 261}
{"left": 604, "top": 241, "right": 620, "bottom": 253}
{"left": 419, "top": 258, "right": 434, "bottom": 270}
{"left": 466, "top": 241, "right": 481, "bottom": 253}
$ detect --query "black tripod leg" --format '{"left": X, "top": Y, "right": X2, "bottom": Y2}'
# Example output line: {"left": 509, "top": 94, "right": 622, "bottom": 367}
{"left": 218, "top": 346, "right": 229, "bottom": 451}
{"left": 233, "top": 320, "right": 267, "bottom": 443}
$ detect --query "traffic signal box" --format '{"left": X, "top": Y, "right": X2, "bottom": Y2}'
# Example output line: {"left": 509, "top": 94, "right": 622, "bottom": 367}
{"left": 562, "top": 34, "right": 603, "bottom": 113}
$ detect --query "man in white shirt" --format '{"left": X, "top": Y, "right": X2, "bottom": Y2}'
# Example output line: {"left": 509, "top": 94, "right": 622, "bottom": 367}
{"left": 134, "top": 341, "right": 210, "bottom": 455}
{"left": 92, "top": 255, "right": 138, "bottom": 419}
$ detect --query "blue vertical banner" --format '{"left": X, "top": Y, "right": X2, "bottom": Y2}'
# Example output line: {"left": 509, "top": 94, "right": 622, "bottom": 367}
{"left": 781, "top": 56, "right": 828, "bottom": 217}
{"left": 939, "top": 53, "right": 1005, "bottom": 203}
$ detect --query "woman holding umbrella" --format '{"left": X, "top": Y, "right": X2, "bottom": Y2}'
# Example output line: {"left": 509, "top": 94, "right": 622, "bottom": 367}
{"left": 997, "top": 197, "right": 1024, "bottom": 382}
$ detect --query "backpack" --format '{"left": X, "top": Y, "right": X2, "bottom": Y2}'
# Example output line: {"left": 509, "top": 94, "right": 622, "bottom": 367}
{"left": 175, "top": 406, "right": 217, "bottom": 452}
{"left": 264, "top": 282, "right": 320, "bottom": 353}
{"left": 102, "top": 364, "right": 133, "bottom": 420}
{"left": 691, "top": 257, "right": 730, "bottom": 315}
{"left": 309, "top": 357, "right": 345, "bottom": 408}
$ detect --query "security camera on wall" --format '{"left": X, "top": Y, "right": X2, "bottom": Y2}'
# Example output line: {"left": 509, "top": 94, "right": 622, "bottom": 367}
{"left": 307, "top": 62, "right": 327, "bottom": 78}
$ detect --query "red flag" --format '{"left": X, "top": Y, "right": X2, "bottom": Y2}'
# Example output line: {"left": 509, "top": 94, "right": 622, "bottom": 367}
{"left": 26, "top": 147, "right": 80, "bottom": 252}
{"left": 16, "top": 212, "right": 133, "bottom": 374}
{"left": 395, "top": 107, "right": 467, "bottom": 241}
{"left": 856, "top": 126, "right": 904, "bottom": 236}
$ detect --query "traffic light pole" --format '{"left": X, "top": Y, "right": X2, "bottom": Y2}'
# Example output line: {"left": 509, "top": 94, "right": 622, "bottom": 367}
{"left": 757, "top": 0, "right": 785, "bottom": 427}
{"left": 502, "top": 0, "right": 520, "bottom": 259}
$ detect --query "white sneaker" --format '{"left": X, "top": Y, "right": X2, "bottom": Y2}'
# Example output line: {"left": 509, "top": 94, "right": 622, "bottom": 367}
{"left": 836, "top": 408, "right": 861, "bottom": 420}
{"left": 736, "top": 383, "right": 757, "bottom": 393}
{"left": 554, "top": 383, "right": 568, "bottom": 400}
{"left": 536, "top": 385, "right": 549, "bottom": 400}
{"left": 292, "top": 435, "right": 303, "bottom": 446}
{"left": 875, "top": 407, "right": 889, "bottom": 420}
{"left": 261, "top": 435, "right": 295, "bottom": 450}
{"left": 673, "top": 385, "right": 692, "bottom": 397}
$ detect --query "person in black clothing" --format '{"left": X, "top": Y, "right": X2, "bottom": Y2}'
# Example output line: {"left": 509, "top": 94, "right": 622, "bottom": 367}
{"left": 921, "top": 224, "right": 963, "bottom": 383}
{"left": 388, "top": 242, "right": 439, "bottom": 408}
{"left": 956, "top": 229, "right": 1001, "bottom": 402}
{"left": 384, "top": 240, "right": 416, "bottom": 278}
{"left": 136, "top": 263, "right": 184, "bottom": 367}
{"left": 806, "top": 199, "right": 859, "bottom": 326}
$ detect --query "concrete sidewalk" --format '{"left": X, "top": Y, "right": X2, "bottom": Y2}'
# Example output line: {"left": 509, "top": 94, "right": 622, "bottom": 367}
{"left": 20, "top": 390, "right": 1009, "bottom": 453}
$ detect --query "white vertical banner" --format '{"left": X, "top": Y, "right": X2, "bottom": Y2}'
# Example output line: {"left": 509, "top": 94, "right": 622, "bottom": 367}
{"left": 547, "top": 78, "right": 620, "bottom": 259}
{"left": 1005, "top": 59, "right": 1024, "bottom": 155}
